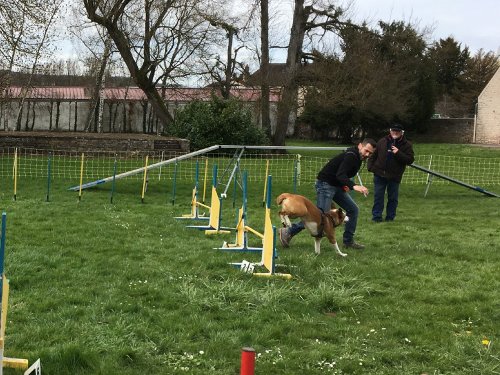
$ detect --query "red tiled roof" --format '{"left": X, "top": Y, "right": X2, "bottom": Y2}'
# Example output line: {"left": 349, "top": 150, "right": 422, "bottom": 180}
{"left": 2, "top": 86, "right": 281, "bottom": 102}
{"left": 4, "top": 86, "right": 87, "bottom": 100}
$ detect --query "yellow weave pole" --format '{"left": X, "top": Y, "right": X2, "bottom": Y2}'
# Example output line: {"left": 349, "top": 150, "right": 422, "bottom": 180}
{"left": 141, "top": 155, "right": 149, "bottom": 203}
{"left": 262, "top": 159, "right": 269, "bottom": 207}
{"left": 78, "top": 153, "right": 85, "bottom": 202}
{"left": 12, "top": 148, "right": 18, "bottom": 201}
{"left": 202, "top": 158, "right": 208, "bottom": 203}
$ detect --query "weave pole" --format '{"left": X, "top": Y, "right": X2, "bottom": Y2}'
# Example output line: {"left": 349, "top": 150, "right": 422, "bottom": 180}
{"left": 110, "top": 157, "right": 117, "bottom": 204}
{"left": 202, "top": 158, "right": 209, "bottom": 203}
{"left": 171, "top": 160, "right": 178, "bottom": 205}
{"left": 240, "top": 347, "right": 255, "bottom": 375}
{"left": 262, "top": 159, "right": 269, "bottom": 207}
{"left": 46, "top": 153, "right": 52, "bottom": 202}
{"left": 12, "top": 149, "right": 18, "bottom": 201}
{"left": 141, "top": 155, "right": 149, "bottom": 203}
{"left": 78, "top": 153, "right": 84, "bottom": 202}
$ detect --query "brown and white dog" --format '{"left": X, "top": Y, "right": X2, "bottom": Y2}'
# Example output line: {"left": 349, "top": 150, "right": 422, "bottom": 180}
{"left": 276, "top": 193, "right": 348, "bottom": 256}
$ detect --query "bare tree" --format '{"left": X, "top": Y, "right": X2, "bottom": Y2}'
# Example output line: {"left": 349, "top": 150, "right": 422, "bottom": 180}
{"left": 273, "top": 0, "right": 352, "bottom": 145}
{"left": 200, "top": 16, "right": 241, "bottom": 99}
{"left": 0, "top": 0, "right": 61, "bottom": 130}
{"left": 83, "top": 0, "right": 222, "bottom": 133}
{"left": 260, "top": 0, "right": 271, "bottom": 137}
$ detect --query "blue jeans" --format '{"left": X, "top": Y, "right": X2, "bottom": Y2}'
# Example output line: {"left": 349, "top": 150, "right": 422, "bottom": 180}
{"left": 372, "top": 174, "right": 400, "bottom": 221}
{"left": 288, "top": 180, "right": 359, "bottom": 244}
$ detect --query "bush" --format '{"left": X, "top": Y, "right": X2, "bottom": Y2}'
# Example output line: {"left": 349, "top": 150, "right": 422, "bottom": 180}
{"left": 169, "top": 95, "right": 268, "bottom": 150}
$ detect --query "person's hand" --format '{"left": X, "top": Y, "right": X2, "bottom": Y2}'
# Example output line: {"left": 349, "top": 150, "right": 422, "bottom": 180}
{"left": 353, "top": 185, "right": 369, "bottom": 197}
{"left": 391, "top": 145, "right": 399, "bottom": 154}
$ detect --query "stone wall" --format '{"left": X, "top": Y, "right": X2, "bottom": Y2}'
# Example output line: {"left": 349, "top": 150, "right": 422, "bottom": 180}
{"left": 0, "top": 96, "right": 279, "bottom": 135}
{"left": 0, "top": 131, "right": 190, "bottom": 152}
{"left": 294, "top": 118, "right": 475, "bottom": 144}
{"left": 414, "top": 118, "right": 474, "bottom": 143}
{"left": 476, "top": 67, "right": 500, "bottom": 144}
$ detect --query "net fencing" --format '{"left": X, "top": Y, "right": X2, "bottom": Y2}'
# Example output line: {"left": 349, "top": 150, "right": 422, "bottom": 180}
{"left": 1, "top": 147, "right": 500, "bottom": 187}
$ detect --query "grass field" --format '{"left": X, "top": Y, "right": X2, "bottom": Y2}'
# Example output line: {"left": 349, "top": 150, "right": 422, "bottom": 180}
{"left": 0, "top": 142, "right": 499, "bottom": 374}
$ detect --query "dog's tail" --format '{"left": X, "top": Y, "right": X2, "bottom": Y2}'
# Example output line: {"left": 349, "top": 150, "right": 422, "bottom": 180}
{"left": 276, "top": 193, "right": 291, "bottom": 205}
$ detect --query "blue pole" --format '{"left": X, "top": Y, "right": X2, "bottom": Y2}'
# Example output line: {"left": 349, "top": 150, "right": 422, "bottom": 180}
{"left": 236, "top": 171, "right": 248, "bottom": 228}
{"left": 242, "top": 171, "right": 248, "bottom": 215}
{"left": 195, "top": 160, "right": 199, "bottom": 190}
{"left": 212, "top": 165, "right": 218, "bottom": 188}
{"left": 266, "top": 175, "right": 272, "bottom": 209}
{"left": 232, "top": 164, "right": 239, "bottom": 208}
{"left": 46, "top": 153, "right": 52, "bottom": 202}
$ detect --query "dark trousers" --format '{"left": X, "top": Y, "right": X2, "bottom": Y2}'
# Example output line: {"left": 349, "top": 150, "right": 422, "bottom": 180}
{"left": 372, "top": 174, "right": 400, "bottom": 221}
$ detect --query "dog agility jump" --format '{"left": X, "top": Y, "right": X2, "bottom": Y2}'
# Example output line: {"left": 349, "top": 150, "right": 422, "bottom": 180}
{"left": 231, "top": 176, "right": 292, "bottom": 279}
{"left": 175, "top": 160, "right": 210, "bottom": 221}
{"left": 216, "top": 171, "right": 267, "bottom": 252}
{"left": 185, "top": 165, "right": 232, "bottom": 235}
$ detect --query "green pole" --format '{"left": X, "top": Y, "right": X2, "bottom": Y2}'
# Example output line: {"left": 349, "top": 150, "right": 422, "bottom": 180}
{"left": 232, "top": 164, "right": 239, "bottom": 208}
{"left": 293, "top": 157, "right": 298, "bottom": 193}
{"left": 46, "top": 153, "right": 52, "bottom": 202}
{"left": 110, "top": 157, "right": 117, "bottom": 203}
{"left": 171, "top": 160, "right": 178, "bottom": 205}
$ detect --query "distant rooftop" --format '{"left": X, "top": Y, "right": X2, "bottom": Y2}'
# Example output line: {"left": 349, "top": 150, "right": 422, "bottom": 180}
{"left": 1, "top": 86, "right": 280, "bottom": 102}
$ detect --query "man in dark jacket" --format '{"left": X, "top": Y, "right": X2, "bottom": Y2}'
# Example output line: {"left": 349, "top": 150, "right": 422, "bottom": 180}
{"left": 367, "top": 124, "right": 414, "bottom": 222}
{"left": 279, "top": 138, "right": 376, "bottom": 250}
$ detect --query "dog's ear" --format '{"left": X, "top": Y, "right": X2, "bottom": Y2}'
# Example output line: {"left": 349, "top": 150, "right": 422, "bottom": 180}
{"left": 330, "top": 202, "right": 337, "bottom": 209}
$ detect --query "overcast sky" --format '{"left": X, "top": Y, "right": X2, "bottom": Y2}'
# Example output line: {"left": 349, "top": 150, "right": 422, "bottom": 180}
{"left": 348, "top": 0, "right": 499, "bottom": 54}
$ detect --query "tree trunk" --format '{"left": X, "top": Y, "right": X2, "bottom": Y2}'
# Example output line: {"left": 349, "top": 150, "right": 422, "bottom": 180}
{"left": 103, "top": 22, "right": 174, "bottom": 132}
{"left": 55, "top": 101, "right": 60, "bottom": 130}
{"left": 223, "top": 29, "right": 235, "bottom": 100}
{"left": 142, "top": 102, "right": 148, "bottom": 133}
{"left": 16, "top": 103, "right": 22, "bottom": 131}
{"left": 24, "top": 101, "right": 31, "bottom": 131}
{"left": 30, "top": 102, "right": 36, "bottom": 130}
{"left": 74, "top": 102, "right": 78, "bottom": 131}
{"left": 272, "top": 0, "right": 308, "bottom": 146}
{"left": 141, "top": 82, "right": 173, "bottom": 131}
{"left": 49, "top": 100, "right": 53, "bottom": 130}
{"left": 260, "top": 0, "right": 271, "bottom": 138}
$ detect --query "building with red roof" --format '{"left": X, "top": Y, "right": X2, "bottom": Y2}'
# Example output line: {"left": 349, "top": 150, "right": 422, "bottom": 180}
{"left": 0, "top": 85, "right": 280, "bottom": 134}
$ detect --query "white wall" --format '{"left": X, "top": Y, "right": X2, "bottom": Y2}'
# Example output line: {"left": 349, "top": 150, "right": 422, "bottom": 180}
{"left": 0, "top": 99, "right": 278, "bottom": 134}
{"left": 476, "top": 67, "right": 500, "bottom": 144}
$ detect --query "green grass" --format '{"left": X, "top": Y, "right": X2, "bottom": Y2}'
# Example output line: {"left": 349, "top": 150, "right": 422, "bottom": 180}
{"left": 0, "top": 143, "right": 499, "bottom": 374}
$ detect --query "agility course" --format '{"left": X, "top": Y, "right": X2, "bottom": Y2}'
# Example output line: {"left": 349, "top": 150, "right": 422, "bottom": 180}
{"left": 0, "top": 143, "right": 499, "bottom": 374}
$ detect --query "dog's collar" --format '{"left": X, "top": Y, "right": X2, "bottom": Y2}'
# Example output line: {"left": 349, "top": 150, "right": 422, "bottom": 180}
{"left": 324, "top": 212, "right": 342, "bottom": 228}
{"left": 313, "top": 212, "right": 341, "bottom": 239}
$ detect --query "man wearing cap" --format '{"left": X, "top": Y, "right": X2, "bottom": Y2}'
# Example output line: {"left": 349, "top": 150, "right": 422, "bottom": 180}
{"left": 367, "top": 124, "right": 414, "bottom": 222}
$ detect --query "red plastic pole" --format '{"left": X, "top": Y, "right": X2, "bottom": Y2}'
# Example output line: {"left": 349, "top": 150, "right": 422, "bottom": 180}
{"left": 240, "top": 347, "right": 255, "bottom": 375}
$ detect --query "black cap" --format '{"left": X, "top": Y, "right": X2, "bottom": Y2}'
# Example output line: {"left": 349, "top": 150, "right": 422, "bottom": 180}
{"left": 390, "top": 123, "right": 404, "bottom": 131}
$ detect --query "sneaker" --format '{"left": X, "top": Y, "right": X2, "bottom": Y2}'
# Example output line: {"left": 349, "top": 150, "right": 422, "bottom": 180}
{"left": 343, "top": 241, "right": 365, "bottom": 250}
{"left": 279, "top": 228, "right": 292, "bottom": 248}
{"left": 372, "top": 218, "right": 383, "bottom": 223}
